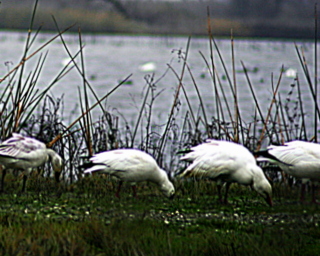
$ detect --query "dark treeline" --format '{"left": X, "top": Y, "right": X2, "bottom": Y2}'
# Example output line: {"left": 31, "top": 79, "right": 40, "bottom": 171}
{"left": 0, "top": 0, "right": 318, "bottom": 38}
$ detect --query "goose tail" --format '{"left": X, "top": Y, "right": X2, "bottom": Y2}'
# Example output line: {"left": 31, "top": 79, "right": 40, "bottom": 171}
{"left": 254, "top": 150, "right": 293, "bottom": 166}
{"left": 81, "top": 162, "right": 106, "bottom": 174}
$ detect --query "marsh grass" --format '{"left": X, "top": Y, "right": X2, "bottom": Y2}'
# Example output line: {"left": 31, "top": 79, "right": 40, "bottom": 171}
{"left": 0, "top": 180, "right": 319, "bottom": 255}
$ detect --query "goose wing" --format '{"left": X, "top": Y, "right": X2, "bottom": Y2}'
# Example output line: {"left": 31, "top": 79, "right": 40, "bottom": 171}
{"left": 268, "top": 143, "right": 320, "bottom": 166}
{"left": 266, "top": 142, "right": 320, "bottom": 177}
{"left": 85, "top": 149, "right": 156, "bottom": 175}
{"left": 285, "top": 141, "right": 320, "bottom": 161}
{"left": 0, "top": 133, "right": 46, "bottom": 160}
{"left": 181, "top": 141, "right": 249, "bottom": 178}
{"left": 182, "top": 153, "right": 237, "bottom": 178}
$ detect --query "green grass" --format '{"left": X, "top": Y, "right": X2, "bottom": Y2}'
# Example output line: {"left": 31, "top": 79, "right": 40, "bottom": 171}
{"left": 0, "top": 175, "right": 319, "bottom": 255}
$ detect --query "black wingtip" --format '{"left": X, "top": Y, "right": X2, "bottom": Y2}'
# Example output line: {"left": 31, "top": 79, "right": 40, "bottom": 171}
{"left": 254, "top": 149, "right": 293, "bottom": 166}
{"left": 253, "top": 149, "right": 271, "bottom": 158}
{"left": 78, "top": 161, "right": 94, "bottom": 171}
{"left": 176, "top": 148, "right": 193, "bottom": 155}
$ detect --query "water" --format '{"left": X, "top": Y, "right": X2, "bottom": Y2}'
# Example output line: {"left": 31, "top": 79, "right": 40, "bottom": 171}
{"left": 0, "top": 31, "right": 318, "bottom": 139}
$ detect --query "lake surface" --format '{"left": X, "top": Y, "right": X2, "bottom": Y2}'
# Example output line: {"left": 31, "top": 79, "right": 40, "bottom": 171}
{"left": 0, "top": 31, "right": 318, "bottom": 139}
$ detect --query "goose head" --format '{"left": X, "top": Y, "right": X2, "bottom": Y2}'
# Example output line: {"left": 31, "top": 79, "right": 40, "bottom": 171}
{"left": 158, "top": 168, "right": 175, "bottom": 199}
{"left": 160, "top": 180, "right": 175, "bottom": 199}
{"left": 47, "top": 149, "right": 63, "bottom": 182}
{"left": 252, "top": 167, "right": 273, "bottom": 206}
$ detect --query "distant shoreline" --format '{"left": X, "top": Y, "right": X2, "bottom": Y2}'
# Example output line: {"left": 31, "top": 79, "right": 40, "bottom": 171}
{"left": 0, "top": 7, "right": 317, "bottom": 40}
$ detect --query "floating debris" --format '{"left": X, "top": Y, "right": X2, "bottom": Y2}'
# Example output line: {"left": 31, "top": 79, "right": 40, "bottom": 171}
{"left": 236, "top": 66, "right": 259, "bottom": 73}
{"left": 139, "top": 62, "right": 157, "bottom": 72}
{"left": 285, "top": 68, "right": 297, "bottom": 78}
{"left": 119, "top": 79, "right": 134, "bottom": 85}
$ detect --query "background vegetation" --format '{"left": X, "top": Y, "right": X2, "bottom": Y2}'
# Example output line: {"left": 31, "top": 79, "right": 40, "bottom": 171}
{"left": 0, "top": 0, "right": 318, "bottom": 38}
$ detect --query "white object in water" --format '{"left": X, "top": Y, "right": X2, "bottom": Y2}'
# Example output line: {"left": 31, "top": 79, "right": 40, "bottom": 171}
{"left": 138, "top": 62, "right": 157, "bottom": 72}
{"left": 285, "top": 68, "right": 297, "bottom": 78}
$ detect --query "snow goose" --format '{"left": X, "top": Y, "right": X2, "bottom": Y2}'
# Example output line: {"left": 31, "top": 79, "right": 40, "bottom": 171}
{"left": 179, "top": 139, "right": 272, "bottom": 206}
{"left": 0, "top": 133, "right": 63, "bottom": 192}
{"left": 83, "top": 149, "right": 175, "bottom": 198}
{"left": 256, "top": 140, "right": 320, "bottom": 203}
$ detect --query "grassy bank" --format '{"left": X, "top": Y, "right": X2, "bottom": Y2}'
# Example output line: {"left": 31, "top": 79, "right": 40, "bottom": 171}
{"left": 0, "top": 176, "right": 319, "bottom": 255}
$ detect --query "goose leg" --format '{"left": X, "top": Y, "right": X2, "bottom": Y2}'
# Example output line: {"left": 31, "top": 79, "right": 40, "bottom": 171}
{"left": 21, "top": 174, "right": 28, "bottom": 193}
{"left": 300, "top": 183, "right": 306, "bottom": 203}
{"left": 311, "top": 183, "right": 320, "bottom": 204}
{"left": 0, "top": 169, "right": 6, "bottom": 192}
{"left": 131, "top": 185, "right": 137, "bottom": 198}
{"left": 115, "top": 181, "right": 123, "bottom": 198}
{"left": 223, "top": 183, "right": 231, "bottom": 204}
{"left": 217, "top": 184, "right": 223, "bottom": 203}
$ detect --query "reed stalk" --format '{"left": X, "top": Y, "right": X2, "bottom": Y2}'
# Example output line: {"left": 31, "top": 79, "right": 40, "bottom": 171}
{"left": 131, "top": 67, "right": 170, "bottom": 149}
{"left": 78, "top": 27, "right": 93, "bottom": 156}
{"left": 47, "top": 74, "right": 132, "bottom": 147}
{"left": 277, "top": 105, "right": 285, "bottom": 144}
{"left": 314, "top": 3, "right": 318, "bottom": 142}
{"left": 0, "top": 24, "right": 75, "bottom": 84}
{"left": 157, "top": 37, "right": 191, "bottom": 161}
{"left": 278, "top": 94, "right": 290, "bottom": 141}
{"left": 295, "top": 43, "right": 320, "bottom": 123}
{"left": 206, "top": 7, "right": 221, "bottom": 136}
{"left": 51, "top": 16, "right": 108, "bottom": 116}
{"left": 211, "top": 37, "right": 244, "bottom": 141}
{"left": 256, "top": 67, "right": 283, "bottom": 150}
{"left": 184, "top": 63, "right": 211, "bottom": 138}
{"left": 198, "top": 51, "right": 230, "bottom": 135}
{"left": 0, "top": 3, "right": 75, "bottom": 139}
{"left": 231, "top": 30, "right": 239, "bottom": 143}
{"left": 240, "top": 60, "right": 270, "bottom": 141}
{"left": 296, "top": 75, "right": 307, "bottom": 140}
{"left": 131, "top": 78, "right": 151, "bottom": 148}
{"left": 167, "top": 64, "right": 196, "bottom": 127}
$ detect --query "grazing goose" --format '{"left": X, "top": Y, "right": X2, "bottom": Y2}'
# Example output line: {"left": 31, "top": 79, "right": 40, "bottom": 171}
{"left": 256, "top": 140, "right": 320, "bottom": 203}
{"left": 179, "top": 139, "right": 272, "bottom": 206}
{"left": 83, "top": 149, "right": 175, "bottom": 198}
{"left": 0, "top": 133, "right": 63, "bottom": 192}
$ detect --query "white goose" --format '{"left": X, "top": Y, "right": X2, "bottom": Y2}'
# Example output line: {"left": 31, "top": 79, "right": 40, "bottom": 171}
{"left": 0, "top": 133, "right": 63, "bottom": 192}
{"left": 256, "top": 140, "right": 320, "bottom": 203}
{"left": 83, "top": 149, "right": 175, "bottom": 198}
{"left": 179, "top": 139, "right": 273, "bottom": 206}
